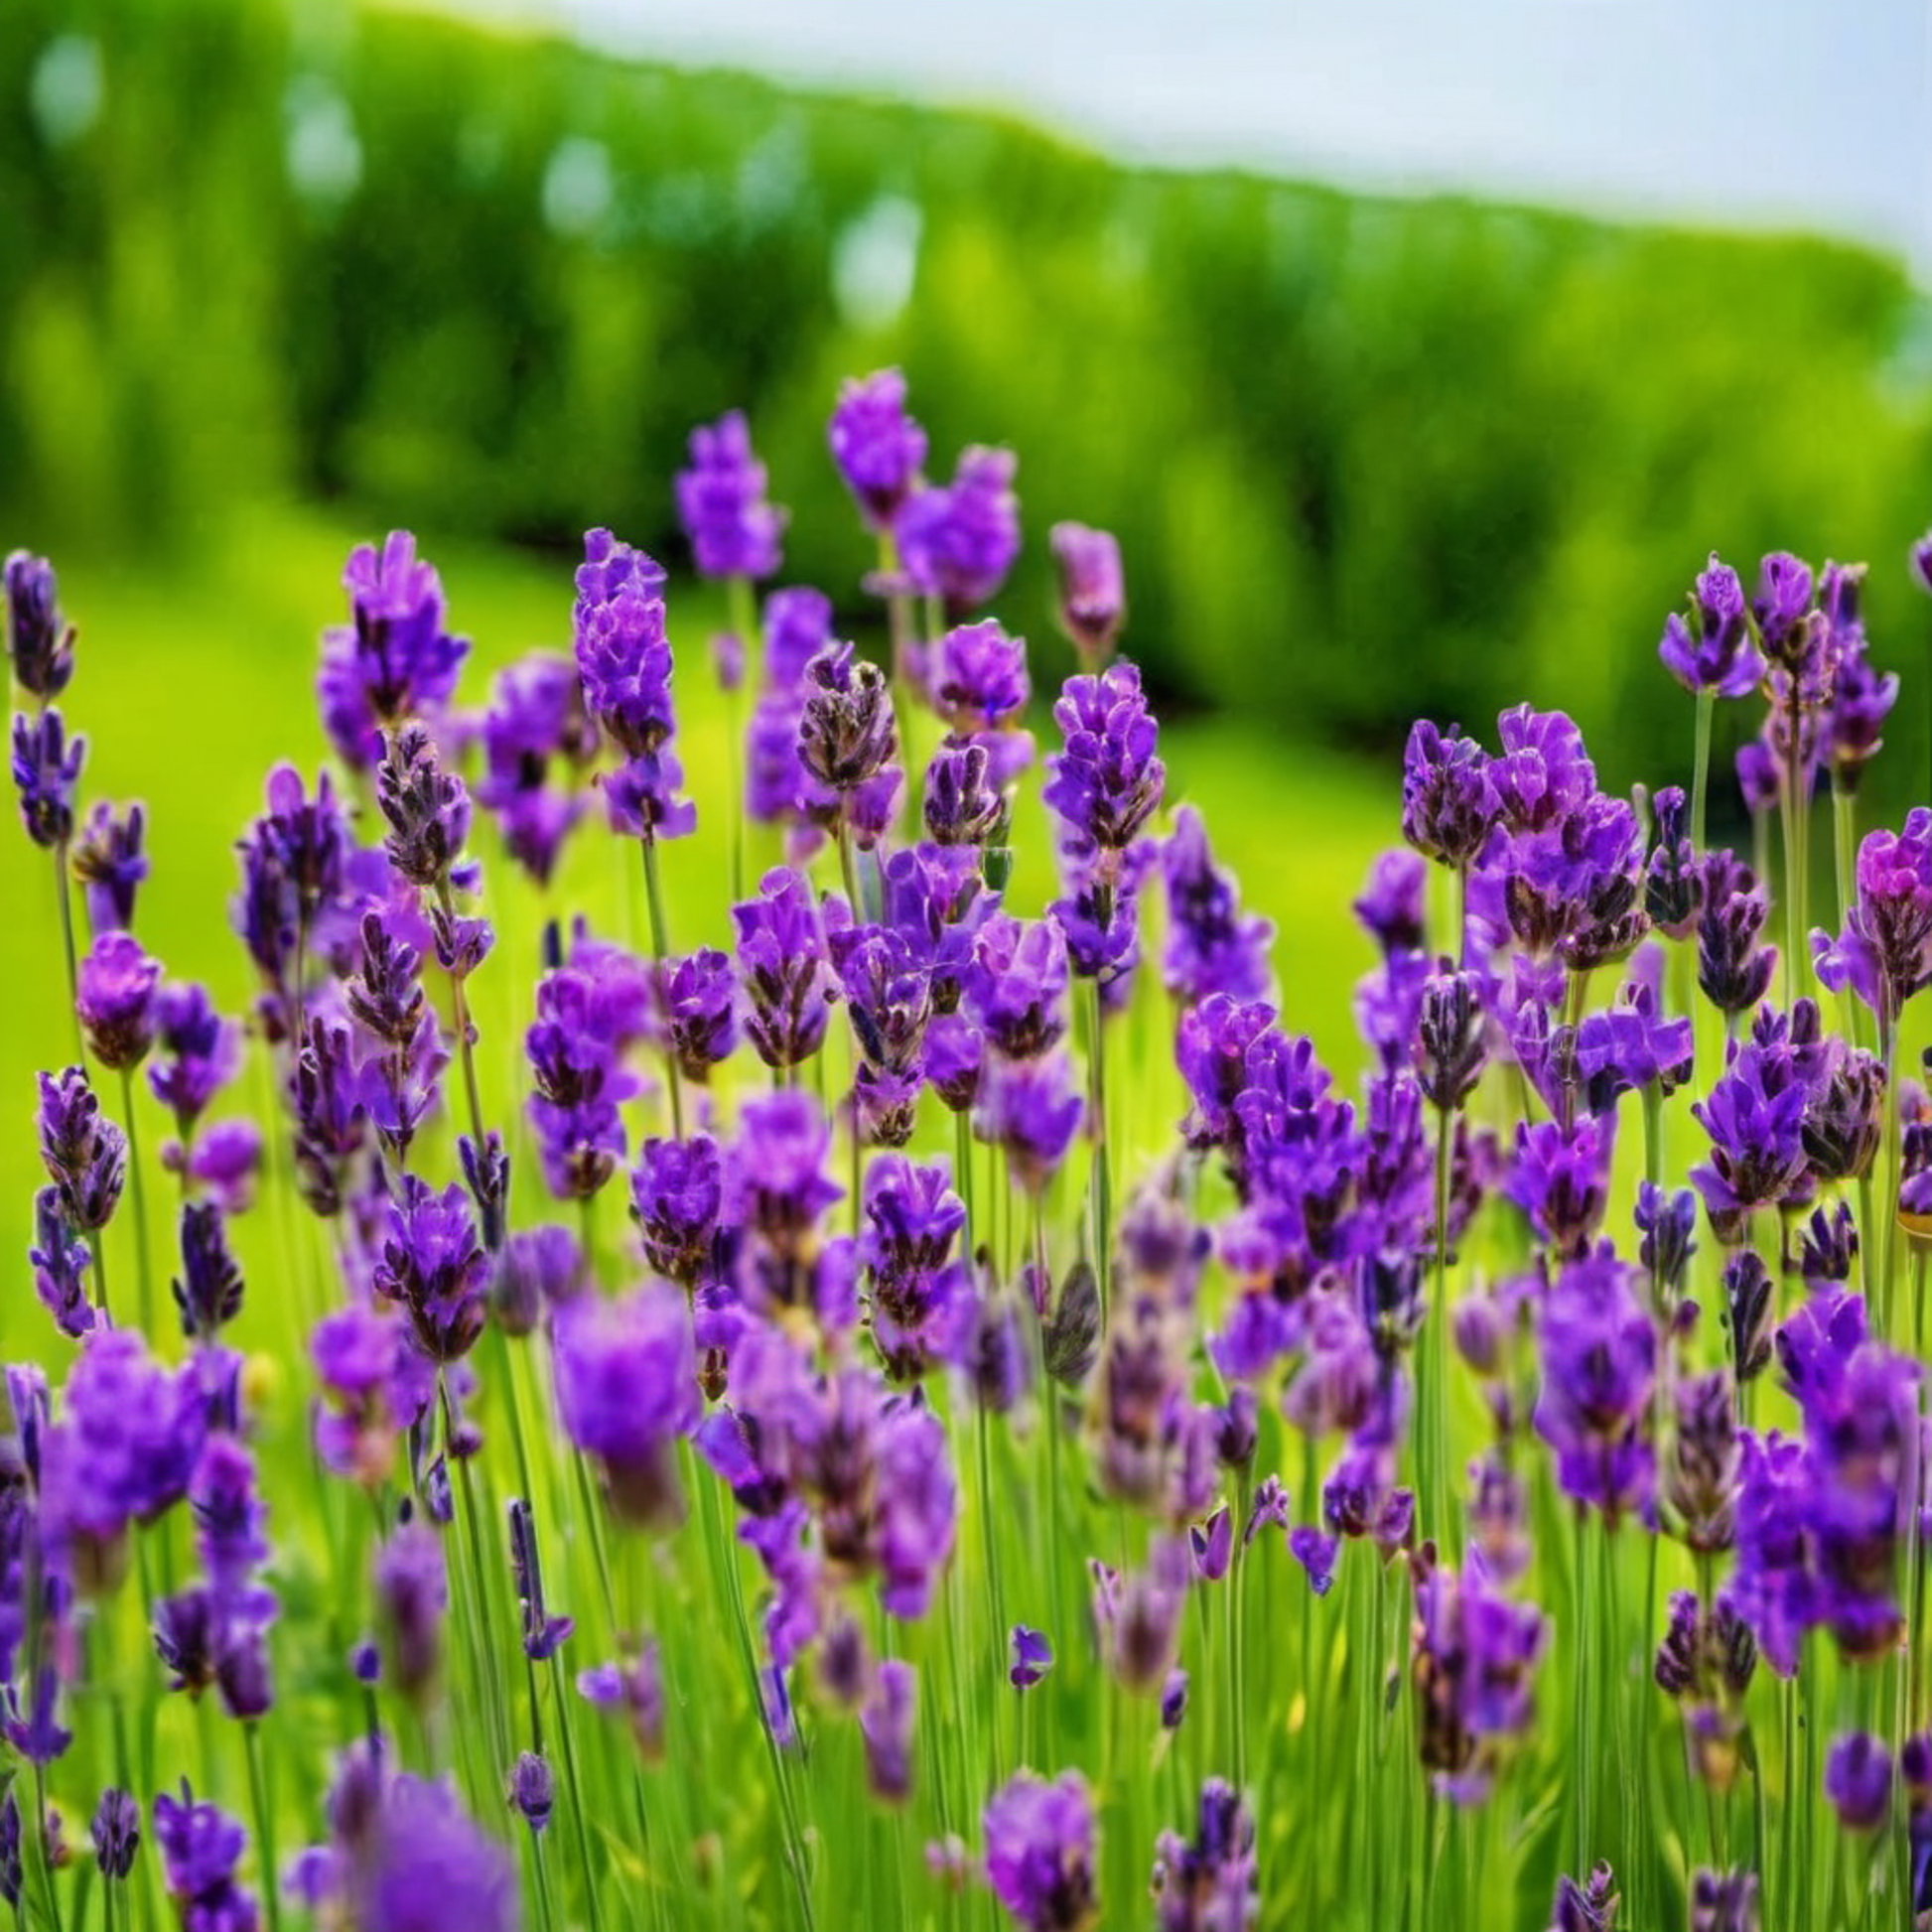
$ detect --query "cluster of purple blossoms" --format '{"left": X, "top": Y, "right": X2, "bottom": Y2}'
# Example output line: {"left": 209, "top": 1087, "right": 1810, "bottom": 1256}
{"left": 675, "top": 409, "right": 786, "bottom": 583}
{"left": 553, "top": 1285, "right": 700, "bottom": 1529}
{"left": 1731, "top": 1290, "right": 1918, "bottom": 1670}
{"left": 317, "top": 531, "right": 469, "bottom": 772}
{"left": 573, "top": 528, "right": 697, "bottom": 842}
{"left": 982, "top": 1769, "right": 1096, "bottom": 1932}
{"left": 475, "top": 650, "right": 596, "bottom": 886}
{"left": 290, "top": 1743, "right": 516, "bottom": 1932}
{"left": 897, "top": 446, "right": 1021, "bottom": 620}
{"left": 154, "top": 1783, "right": 260, "bottom": 1932}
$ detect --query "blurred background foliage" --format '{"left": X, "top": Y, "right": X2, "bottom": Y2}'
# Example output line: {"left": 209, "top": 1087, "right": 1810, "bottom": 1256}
{"left": 6, "top": 0, "right": 1932, "bottom": 808}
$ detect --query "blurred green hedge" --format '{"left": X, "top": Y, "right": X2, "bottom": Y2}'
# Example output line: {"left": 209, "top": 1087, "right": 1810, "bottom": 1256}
{"left": 6, "top": 0, "right": 1932, "bottom": 798}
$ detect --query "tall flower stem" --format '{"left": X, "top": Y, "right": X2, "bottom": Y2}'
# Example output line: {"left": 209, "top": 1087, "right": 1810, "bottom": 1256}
{"left": 53, "top": 839, "right": 83, "bottom": 1062}
{"left": 1086, "top": 974, "right": 1111, "bottom": 1316}
{"left": 695, "top": 1457, "right": 815, "bottom": 1930}
{"left": 547, "top": 1650, "right": 606, "bottom": 1932}
{"left": 725, "top": 575, "right": 757, "bottom": 904}
{"left": 1877, "top": 1013, "right": 1902, "bottom": 1341}
{"left": 638, "top": 835, "right": 684, "bottom": 1140}
{"left": 1690, "top": 689, "right": 1716, "bottom": 857}
{"left": 244, "top": 1721, "right": 283, "bottom": 1932}
{"left": 433, "top": 882, "right": 489, "bottom": 1152}
{"left": 1426, "top": 1102, "right": 1455, "bottom": 1557}
{"left": 1779, "top": 732, "right": 1809, "bottom": 1008}
{"left": 116, "top": 1067, "right": 153, "bottom": 1338}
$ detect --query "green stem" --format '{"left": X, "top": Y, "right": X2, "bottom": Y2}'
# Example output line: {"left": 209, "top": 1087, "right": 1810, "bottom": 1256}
{"left": 638, "top": 835, "right": 684, "bottom": 1140}
{"left": 244, "top": 1723, "right": 282, "bottom": 1932}
{"left": 548, "top": 1651, "right": 607, "bottom": 1932}
{"left": 116, "top": 1067, "right": 153, "bottom": 1339}
{"left": 1086, "top": 973, "right": 1111, "bottom": 1318}
{"left": 725, "top": 575, "right": 758, "bottom": 905}
{"left": 54, "top": 839, "right": 83, "bottom": 1064}
{"left": 1690, "top": 687, "right": 1715, "bottom": 857}
{"left": 1427, "top": 1103, "right": 1455, "bottom": 1556}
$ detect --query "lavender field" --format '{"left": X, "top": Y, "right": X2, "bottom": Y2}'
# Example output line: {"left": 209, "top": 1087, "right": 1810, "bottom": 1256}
{"left": 6, "top": 345, "right": 1932, "bottom": 1932}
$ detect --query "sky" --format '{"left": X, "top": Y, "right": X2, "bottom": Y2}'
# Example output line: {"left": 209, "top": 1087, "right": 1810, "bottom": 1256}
{"left": 448, "top": 0, "right": 1932, "bottom": 272}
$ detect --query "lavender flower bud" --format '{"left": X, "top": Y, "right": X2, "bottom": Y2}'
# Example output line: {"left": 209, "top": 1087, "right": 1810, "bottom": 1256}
{"left": 1824, "top": 1731, "right": 1892, "bottom": 1833}
{"left": 798, "top": 642, "right": 898, "bottom": 797}
{"left": 172, "top": 1201, "right": 243, "bottom": 1339}
{"left": 860, "top": 1658, "right": 916, "bottom": 1805}
{"left": 507, "top": 1751, "right": 555, "bottom": 1835}
{"left": 71, "top": 800, "right": 148, "bottom": 936}
{"left": 674, "top": 410, "right": 784, "bottom": 582}
{"left": 374, "top": 1512, "right": 446, "bottom": 1704}
{"left": 375, "top": 723, "right": 471, "bottom": 891}
{"left": 29, "top": 1186, "right": 94, "bottom": 1338}
{"left": 11, "top": 708, "right": 86, "bottom": 848}
{"left": 38, "top": 1066, "right": 125, "bottom": 1232}
{"left": 1548, "top": 1863, "right": 1618, "bottom": 1932}
{"left": 1722, "top": 1252, "right": 1773, "bottom": 1383}
{"left": 828, "top": 369, "right": 926, "bottom": 531}
{"left": 1009, "top": 1626, "right": 1053, "bottom": 1691}
{"left": 5, "top": 551, "right": 75, "bottom": 698}
{"left": 1050, "top": 522, "right": 1125, "bottom": 665}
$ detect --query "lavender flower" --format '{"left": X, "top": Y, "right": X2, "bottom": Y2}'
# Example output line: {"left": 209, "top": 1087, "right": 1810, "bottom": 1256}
{"left": 1162, "top": 805, "right": 1274, "bottom": 1006}
{"left": 1697, "top": 852, "right": 1777, "bottom": 1015}
{"left": 1411, "top": 1550, "right": 1547, "bottom": 1802}
{"left": 573, "top": 528, "right": 696, "bottom": 840}
{"left": 1533, "top": 1252, "right": 1654, "bottom": 1523}
{"left": 1009, "top": 1626, "right": 1053, "bottom": 1690}
{"left": 476, "top": 650, "right": 594, "bottom": 886}
{"left": 71, "top": 799, "right": 148, "bottom": 934}
{"left": 318, "top": 531, "right": 468, "bottom": 768}
{"left": 1548, "top": 1864, "right": 1619, "bottom": 1932}
{"left": 1050, "top": 522, "right": 1125, "bottom": 665}
{"left": 578, "top": 1645, "right": 666, "bottom": 1763}
{"left": 829, "top": 369, "right": 927, "bottom": 530}
{"left": 76, "top": 929, "right": 161, "bottom": 1070}
{"left": 898, "top": 447, "right": 1021, "bottom": 618}
{"left": 89, "top": 1788, "right": 139, "bottom": 1881}
{"left": 507, "top": 1498, "right": 574, "bottom": 1662}
{"left": 374, "top": 1513, "right": 446, "bottom": 1703}
{"left": 734, "top": 867, "right": 835, "bottom": 1070}
{"left": 374, "top": 722, "right": 473, "bottom": 896}
{"left": 148, "top": 983, "right": 240, "bottom": 1137}
{"left": 660, "top": 947, "right": 738, "bottom": 1082}
{"left": 1658, "top": 554, "right": 1763, "bottom": 698}
{"left": 5, "top": 550, "right": 75, "bottom": 698}
{"left": 1151, "top": 1779, "right": 1257, "bottom": 1932}
{"left": 1044, "top": 662, "right": 1165, "bottom": 864}
{"left": 796, "top": 641, "right": 901, "bottom": 844}
{"left": 553, "top": 1287, "right": 700, "bottom": 1529}
{"left": 973, "top": 1051, "right": 1084, "bottom": 1196}
{"left": 11, "top": 708, "right": 86, "bottom": 847}
{"left": 982, "top": 1769, "right": 1097, "bottom": 1932}
{"left": 372, "top": 1175, "right": 489, "bottom": 1364}
{"left": 676, "top": 410, "right": 785, "bottom": 581}
{"left": 1824, "top": 1731, "right": 1892, "bottom": 1833}
{"left": 1690, "top": 1028, "right": 1811, "bottom": 1239}
{"left": 1401, "top": 722, "right": 1495, "bottom": 870}
{"left": 1814, "top": 811, "right": 1932, "bottom": 1024}
{"left": 29, "top": 1186, "right": 94, "bottom": 1337}
{"left": 152, "top": 1783, "right": 259, "bottom": 1932}
{"left": 508, "top": 1751, "right": 555, "bottom": 1834}
{"left": 173, "top": 1201, "right": 244, "bottom": 1339}
{"left": 1689, "top": 1868, "right": 1759, "bottom": 1932}
{"left": 860, "top": 1658, "right": 917, "bottom": 1804}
